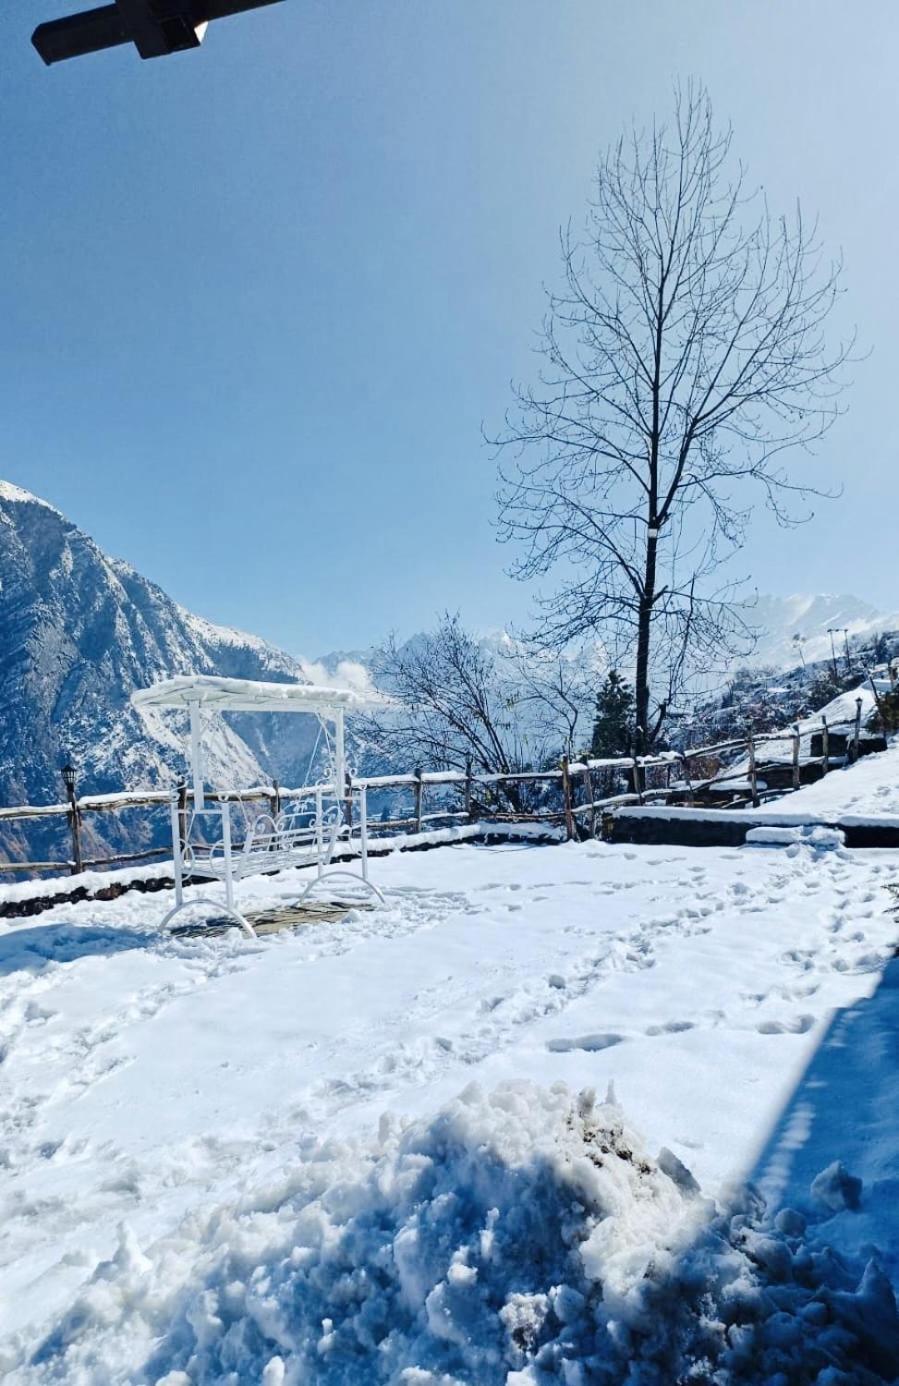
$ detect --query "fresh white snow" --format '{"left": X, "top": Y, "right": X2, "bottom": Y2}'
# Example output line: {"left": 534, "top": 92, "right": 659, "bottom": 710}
{"left": 1, "top": 828, "right": 897, "bottom": 1380}
{"left": 786, "top": 737, "right": 899, "bottom": 821}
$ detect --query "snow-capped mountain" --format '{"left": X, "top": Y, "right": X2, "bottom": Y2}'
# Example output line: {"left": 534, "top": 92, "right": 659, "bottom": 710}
{"left": 738, "top": 593, "right": 899, "bottom": 670}
{"left": 0, "top": 482, "right": 335, "bottom": 857}
{"left": 313, "top": 594, "right": 899, "bottom": 712}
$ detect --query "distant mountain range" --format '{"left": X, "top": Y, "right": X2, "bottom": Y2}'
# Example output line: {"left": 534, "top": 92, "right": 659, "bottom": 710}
{"left": 738, "top": 593, "right": 899, "bottom": 670}
{"left": 0, "top": 479, "right": 895, "bottom": 860}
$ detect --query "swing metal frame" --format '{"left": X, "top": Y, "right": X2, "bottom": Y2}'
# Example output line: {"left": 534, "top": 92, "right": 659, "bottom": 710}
{"left": 131, "top": 675, "right": 386, "bottom": 935}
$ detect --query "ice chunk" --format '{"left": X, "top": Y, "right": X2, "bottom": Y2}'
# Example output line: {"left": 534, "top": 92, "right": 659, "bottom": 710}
{"left": 810, "top": 1160, "right": 862, "bottom": 1212}
{"left": 657, "top": 1146, "right": 701, "bottom": 1197}
{"left": 774, "top": 1207, "right": 807, "bottom": 1237}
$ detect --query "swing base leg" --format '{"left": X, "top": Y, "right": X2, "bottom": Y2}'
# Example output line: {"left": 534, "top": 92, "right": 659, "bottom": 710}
{"left": 298, "top": 870, "right": 385, "bottom": 908}
{"left": 160, "top": 895, "right": 257, "bottom": 938}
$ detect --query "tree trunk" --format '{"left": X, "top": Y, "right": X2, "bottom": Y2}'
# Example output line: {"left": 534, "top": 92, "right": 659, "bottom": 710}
{"left": 634, "top": 531, "right": 658, "bottom": 755}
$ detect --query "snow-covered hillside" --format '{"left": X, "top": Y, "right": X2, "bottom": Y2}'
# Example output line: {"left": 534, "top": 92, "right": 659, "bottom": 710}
{"left": 1, "top": 823, "right": 897, "bottom": 1381}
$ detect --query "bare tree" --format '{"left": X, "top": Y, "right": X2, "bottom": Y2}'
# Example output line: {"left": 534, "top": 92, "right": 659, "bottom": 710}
{"left": 359, "top": 615, "right": 592, "bottom": 806}
{"left": 503, "top": 641, "right": 594, "bottom": 761}
{"left": 494, "top": 82, "right": 851, "bottom": 753}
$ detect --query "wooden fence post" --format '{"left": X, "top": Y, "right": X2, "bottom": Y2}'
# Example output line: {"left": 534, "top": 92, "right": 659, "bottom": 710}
{"left": 583, "top": 763, "right": 596, "bottom": 838}
{"left": 343, "top": 772, "right": 353, "bottom": 831}
{"left": 682, "top": 754, "right": 695, "bottom": 807}
{"left": 747, "top": 731, "right": 759, "bottom": 808}
{"left": 632, "top": 754, "right": 644, "bottom": 805}
{"left": 821, "top": 717, "right": 829, "bottom": 775}
{"left": 561, "top": 755, "right": 575, "bottom": 840}
{"left": 61, "top": 763, "right": 83, "bottom": 875}
{"left": 414, "top": 766, "right": 424, "bottom": 834}
{"left": 268, "top": 777, "right": 281, "bottom": 821}
{"left": 464, "top": 756, "right": 473, "bottom": 820}
{"left": 791, "top": 723, "right": 801, "bottom": 791}
{"left": 359, "top": 784, "right": 369, "bottom": 882}
{"left": 853, "top": 697, "right": 863, "bottom": 761}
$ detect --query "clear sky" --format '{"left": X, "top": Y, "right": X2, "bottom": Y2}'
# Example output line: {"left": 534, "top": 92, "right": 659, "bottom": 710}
{"left": 0, "top": 1, "right": 895, "bottom": 657}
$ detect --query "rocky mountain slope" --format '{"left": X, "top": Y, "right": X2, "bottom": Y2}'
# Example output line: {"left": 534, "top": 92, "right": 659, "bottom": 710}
{"left": 0, "top": 483, "right": 330, "bottom": 860}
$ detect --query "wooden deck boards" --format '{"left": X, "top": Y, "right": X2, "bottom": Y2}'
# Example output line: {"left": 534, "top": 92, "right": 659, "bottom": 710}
{"left": 171, "top": 899, "right": 359, "bottom": 938}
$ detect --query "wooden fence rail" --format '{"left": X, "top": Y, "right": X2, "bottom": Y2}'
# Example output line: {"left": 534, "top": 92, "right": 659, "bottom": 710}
{"left": 0, "top": 704, "right": 869, "bottom": 881}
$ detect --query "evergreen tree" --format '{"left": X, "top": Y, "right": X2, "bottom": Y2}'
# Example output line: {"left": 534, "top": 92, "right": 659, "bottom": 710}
{"left": 590, "top": 671, "right": 635, "bottom": 757}
{"left": 807, "top": 670, "right": 844, "bottom": 712}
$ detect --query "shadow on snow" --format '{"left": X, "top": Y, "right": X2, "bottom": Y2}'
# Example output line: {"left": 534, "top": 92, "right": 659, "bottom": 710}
{"left": 0, "top": 921, "right": 155, "bottom": 977}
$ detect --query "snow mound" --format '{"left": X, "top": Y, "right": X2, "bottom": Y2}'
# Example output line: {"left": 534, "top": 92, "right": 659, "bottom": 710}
{"left": 746, "top": 824, "right": 846, "bottom": 852}
{"left": 10, "top": 1083, "right": 899, "bottom": 1385}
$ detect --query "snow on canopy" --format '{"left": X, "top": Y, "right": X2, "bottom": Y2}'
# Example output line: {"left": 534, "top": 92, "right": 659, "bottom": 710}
{"left": 131, "top": 673, "right": 390, "bottom": 716}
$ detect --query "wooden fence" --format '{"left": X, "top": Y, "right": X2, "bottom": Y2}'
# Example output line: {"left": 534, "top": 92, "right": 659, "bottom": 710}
{"left": 0, "top": 699, "right": 870, "bottom": 882}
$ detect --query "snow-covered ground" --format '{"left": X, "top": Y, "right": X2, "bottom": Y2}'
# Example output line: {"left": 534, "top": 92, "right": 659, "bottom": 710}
{"left": 1, "top": 832, "right": 898, "bottom": 1381}
{"left": 786, "top": 737, "right": 899, "bottom": 820}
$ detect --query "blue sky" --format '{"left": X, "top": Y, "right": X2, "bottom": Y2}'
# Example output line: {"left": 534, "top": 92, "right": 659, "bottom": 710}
{"left": 0, "top": 1, "right": 895, "bottom": 656}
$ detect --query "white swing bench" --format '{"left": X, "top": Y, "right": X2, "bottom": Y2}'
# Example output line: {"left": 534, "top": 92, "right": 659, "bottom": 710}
{"left": 131, "top": 675, "right": 387, "bottom": 937}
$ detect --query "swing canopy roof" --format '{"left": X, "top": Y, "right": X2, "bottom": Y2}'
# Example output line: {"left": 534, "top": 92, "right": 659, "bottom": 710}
{"left": 131, "top": 674, "right": 389, "bottom": 717}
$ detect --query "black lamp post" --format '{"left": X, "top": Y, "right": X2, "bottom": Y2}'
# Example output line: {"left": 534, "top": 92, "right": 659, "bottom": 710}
{"left": 61, "top": 762, "right": 82, "bottom": 875}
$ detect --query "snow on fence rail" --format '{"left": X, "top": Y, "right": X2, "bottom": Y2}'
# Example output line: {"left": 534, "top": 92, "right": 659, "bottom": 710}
{"left": 0, "top": 703, "right": 872, "bottom": 881}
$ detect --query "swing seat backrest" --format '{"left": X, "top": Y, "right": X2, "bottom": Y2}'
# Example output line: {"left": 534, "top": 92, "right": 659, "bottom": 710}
{"left": 180, "top": 795, "right": 343, "bottom": 883}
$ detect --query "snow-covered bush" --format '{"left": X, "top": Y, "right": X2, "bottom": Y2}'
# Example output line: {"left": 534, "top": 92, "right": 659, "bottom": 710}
{"left": 12, "top": 1082, "right": 899, "bottom": 1385}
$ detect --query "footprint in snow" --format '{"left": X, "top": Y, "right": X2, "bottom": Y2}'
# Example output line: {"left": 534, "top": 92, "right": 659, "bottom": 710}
{"left": 756, "top": 1014, "right": 815, "bottom": 1035}
{"left": 24, "top": 1002, "right": 55, "bottom": 1026}
{"left": 645, "top": 1020, "right": 695, "bottom": 1035}
{"left": 850, "top": 951, "right": 886, "bottom": 973}
{"left": 546, "top": 1032, "right": 624, "bottom": 1053}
